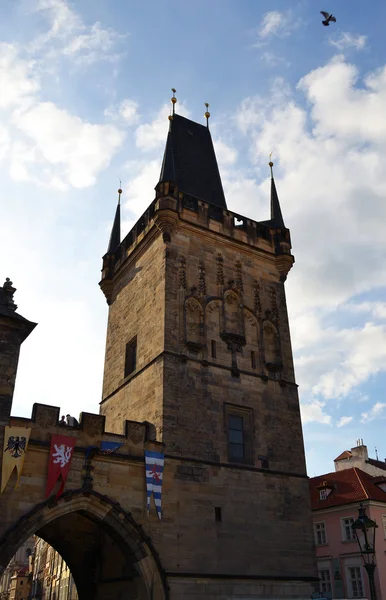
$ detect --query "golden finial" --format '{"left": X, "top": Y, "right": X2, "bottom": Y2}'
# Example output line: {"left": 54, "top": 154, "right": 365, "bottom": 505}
{"left": 269, "top": 152, "right": 274, "bottom": 177}
{"left": 118, "top": 180, "right": 122, "bottom": 205}
{"left": 171, "top": 88, "right": 177, "bottom": 115}
{"left": 204, "top": 102, "right": 210, "bottom": 128}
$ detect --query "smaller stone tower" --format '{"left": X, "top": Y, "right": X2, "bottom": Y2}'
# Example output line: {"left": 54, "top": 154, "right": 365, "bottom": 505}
{"left": 0, "top": 279, "right": 36, "bottom": 426}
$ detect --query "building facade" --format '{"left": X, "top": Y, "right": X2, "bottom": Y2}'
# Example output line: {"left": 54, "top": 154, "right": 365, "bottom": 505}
{"left": 310, "top": 464, "right": 386, "bottom": 599}
{"left": 0, "top": 537, "right": 33, "bottom": 600}
{"left": 29, "top": 537, "right": 78, "bottom": 600}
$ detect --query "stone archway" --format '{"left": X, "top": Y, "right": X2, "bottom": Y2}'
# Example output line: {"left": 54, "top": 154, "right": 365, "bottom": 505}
{"left": 0, "top": 489, "right": 168, "bottom": 600}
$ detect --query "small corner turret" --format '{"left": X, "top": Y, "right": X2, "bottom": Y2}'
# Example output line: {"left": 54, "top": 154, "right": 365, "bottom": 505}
{"left": 99, "top": 189, "right": 122, "bottom": 305}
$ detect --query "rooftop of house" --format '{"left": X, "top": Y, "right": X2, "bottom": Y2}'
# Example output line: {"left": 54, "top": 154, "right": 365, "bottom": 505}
{"left": 310, "top": 467, "right": 386, "bottom": 511}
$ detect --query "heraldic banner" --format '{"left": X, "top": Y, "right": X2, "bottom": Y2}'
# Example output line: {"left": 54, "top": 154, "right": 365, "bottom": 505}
{"left": 1, "top": 427, "right": 31, "bottom": 493}
{"left": 46, "top": 434, "right": 76, "bottom": 498}
{"left": 144, "top": 450, "right": 165, "bottom": 519}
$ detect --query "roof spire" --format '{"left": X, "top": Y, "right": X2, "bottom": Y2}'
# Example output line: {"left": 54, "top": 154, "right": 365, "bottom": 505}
{"left": 268, "top": 154, "right": 285, "bottom": 228}
{"left": 171, "top": 88, "right": 177, "bottom": 116}
{"left": 107, "top": 187, "right": 121, "bottom": 254}
{"left": 204, "top": 102, "right": 210, "bottom": 128}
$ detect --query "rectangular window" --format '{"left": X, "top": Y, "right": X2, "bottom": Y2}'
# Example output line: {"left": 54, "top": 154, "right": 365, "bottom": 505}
{"left": 251, "top": 350, "right": 256, "bottom": 369}
{"left": 215, "top": 506, "right": 222, "bottom": 522}
{"left": 348, "top": 566, "right": 364, "bottom": 598}
{"left": 225, "top": 404, "right": 253, "bottom": 464}
{"left": 318, "top": 569, "right": 331, "bottom": 593}
{"left": 228, "top": 415, "right": 244, "bottom": 460}
{"left": 124, "top": 337, "right": 137, "bottom": 377}
{"left": 314, "top": 522, "right": 327, "bottom": 545}
{"left": 211, "top": 340, "right": 217, "bottom": 358}
{"left": 341, "top": 517, "right": 355, "bottom": 542}
{"left": 319, "top": 488, "right": 328, "bottom": 500}
{"left": 382, "top": 515, "right": 386, "bottom": 539}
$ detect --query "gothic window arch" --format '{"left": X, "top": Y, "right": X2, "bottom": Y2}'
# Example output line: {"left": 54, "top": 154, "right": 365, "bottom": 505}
{"left": 185, "top": 297, "right": 204, "bottom": 352}
{"left": 262, "top": 320, "right": 281, "bottom": 370}
{"left": 223, "top": 290, "right": 243, "bottom": 336}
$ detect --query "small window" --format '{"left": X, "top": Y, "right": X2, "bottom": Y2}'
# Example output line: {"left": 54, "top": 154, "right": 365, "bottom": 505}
{"left": 319, "top": 488, "right": 328, "bottom": 500}
{"left": 341, "top": 517, "right": 355, "bottom": 542}
{"left": 251, "top": 350, "right": 256, "bottom": 369}
{"left": 347, "top": 566, "right": 364, "bottom": 598}
{"left": 314, "top": 522, "right": 327, "bottom": 545}
{"left": 382, "top": 514, "right": 386, "bottom": 539}
{"left": 225, "top": 404, "right": 253, "bottom": 464}
{"left": 228, "top": 415, "right": 245, "bottom": 460}
{"left": 318, "top": 569, "right": 331, "bottom": 593}
{"left": 124, "top": 337, "right": 137, "bottom": 377}
{"left": 211, "top": 340, "right": 217, "bottom": 358}
{"left": 215, "top": 506, "right": 222, "bottom": 522}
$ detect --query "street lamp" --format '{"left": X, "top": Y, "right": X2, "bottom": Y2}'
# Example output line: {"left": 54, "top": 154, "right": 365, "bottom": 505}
{"left": 351, "top": 504, "right": 378, "bottom": 600}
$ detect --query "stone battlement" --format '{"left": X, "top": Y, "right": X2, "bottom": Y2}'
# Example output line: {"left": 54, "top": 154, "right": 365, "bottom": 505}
{"left": 9, "top": 403, "right": 161, "bottom": 458}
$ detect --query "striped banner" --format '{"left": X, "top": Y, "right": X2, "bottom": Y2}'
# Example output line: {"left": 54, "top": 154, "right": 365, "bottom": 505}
{"left": 144, "top": 450, "right": 164, "bottom": 520}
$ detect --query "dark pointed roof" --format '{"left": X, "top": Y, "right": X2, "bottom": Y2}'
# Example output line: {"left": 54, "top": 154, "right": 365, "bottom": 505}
{"left": 159, "top": 114, "right": 227, "bottom": 209}
{"left": 270, "top": 175, "right": 285, "bottom": 228}
{"left": 107, "top": 200, "right": 121, "bottom": 254}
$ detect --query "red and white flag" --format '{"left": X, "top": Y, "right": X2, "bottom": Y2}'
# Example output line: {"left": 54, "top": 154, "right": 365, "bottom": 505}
{"left": 46, "top": 435, "right": 76, "bottom": 498}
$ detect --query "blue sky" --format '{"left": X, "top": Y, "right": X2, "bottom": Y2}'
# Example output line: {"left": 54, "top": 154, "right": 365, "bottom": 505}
{"left": 1, "top": 0, "right": 386, "bottom": 477}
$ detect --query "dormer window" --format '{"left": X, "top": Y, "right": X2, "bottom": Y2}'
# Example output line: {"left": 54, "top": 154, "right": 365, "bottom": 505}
{"left": 318, "top": 481, "right": 333, "bottom": 500}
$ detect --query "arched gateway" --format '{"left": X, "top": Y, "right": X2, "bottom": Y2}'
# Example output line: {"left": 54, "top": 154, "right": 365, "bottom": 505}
{"left": 0, "top": 489, "right": 166, "bottom": 600}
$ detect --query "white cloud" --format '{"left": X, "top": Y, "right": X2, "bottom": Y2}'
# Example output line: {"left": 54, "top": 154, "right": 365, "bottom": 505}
{"left": 213, "top": 139, "right": 238, "bottom": 167}
{"left": 232, "top": 56, "right": 386, "bottom": 421}
{"left": 11, "top": 101, "right": 125, "bottom": 188}
{"left": 337, "top": 416, "right": 353, "bottom": 428}
{"left": 104, "top": 98, "right": 140, "bottom": 125}
{"left": 135, "top": 103, "right": 189, "bottom": 151}
{"left": 301, "top": 401, "right": 332, "bottom": 425}
{"left": 329, "top": 32, "right": 367, "bottom": 51}
{"left": 258, "top": 11, "right": 287, "bottom": 39}
{"left": 30, "top": 0, "right": 126, "bottom": 65}
{"left": 361, "top": 402, "right": 386, "bottom": 423}
{"left": 256, "top": 10, "right": 300, "bottom": 44}
{"left": 0, "top": 43, "right": 39, "bottom": 110}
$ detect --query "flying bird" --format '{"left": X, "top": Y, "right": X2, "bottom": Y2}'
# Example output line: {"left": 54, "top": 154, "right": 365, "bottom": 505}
{"left": 320, "top": 11, "right": 336, "bottom": 26}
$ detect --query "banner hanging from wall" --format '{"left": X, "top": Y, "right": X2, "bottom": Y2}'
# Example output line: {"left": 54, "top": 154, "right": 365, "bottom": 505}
{"left": 46, "top": 434, "right": 76, "bottom": 498}
{"left": 1, "top": 426, "right": 31, "bottom": 494}
{"left": 144, "top": 450, "right": 165, "bottom": 520}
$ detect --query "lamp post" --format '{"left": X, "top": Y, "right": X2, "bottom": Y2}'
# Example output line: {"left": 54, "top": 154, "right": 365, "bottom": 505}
{"left": 351, "top": 503, "right": 378, "bottom": 600}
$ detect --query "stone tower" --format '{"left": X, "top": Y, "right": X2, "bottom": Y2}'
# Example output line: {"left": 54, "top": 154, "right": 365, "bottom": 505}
{"left": 99, "top": 109, "right": 316, "bottom": 598}
{"left": 0, "top": 279, "right": 36, "bottom": 427}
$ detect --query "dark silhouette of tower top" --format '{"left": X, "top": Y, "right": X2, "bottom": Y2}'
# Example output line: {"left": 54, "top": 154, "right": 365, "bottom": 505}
{"left": 159, "top": 113, "right": 227, "bottom": 209}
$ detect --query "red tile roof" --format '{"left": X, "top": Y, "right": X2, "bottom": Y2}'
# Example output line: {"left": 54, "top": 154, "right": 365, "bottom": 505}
{"left": 334, "top": 450, "right": 352, "bottom": 461}
{"left": 310, "top": 468, "right": 386, "bottom": 510}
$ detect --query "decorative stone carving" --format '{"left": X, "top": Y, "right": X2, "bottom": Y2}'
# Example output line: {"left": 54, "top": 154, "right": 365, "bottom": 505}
{"left": 178, "top": 257, "right": 187, "bottom": 291}
{"left": 216, "top": 254, "right": 224, "bottom": 287}
{"left": 2, "top": 278, "right": 17, "bottom": 311}
{"left": 198, "top": 261, "right": 206, "bottom": 297}
{"left": 127, "top": 422, "right": 146, "bottom": 445}
{"left": 269, "top": 286, "right": 279, "bottom": 323}
{"left": 253, "top": 280, "right": 262, "bottom": 315}
{"left": 235, "top": 261, "right": 243, "bottom": 294}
